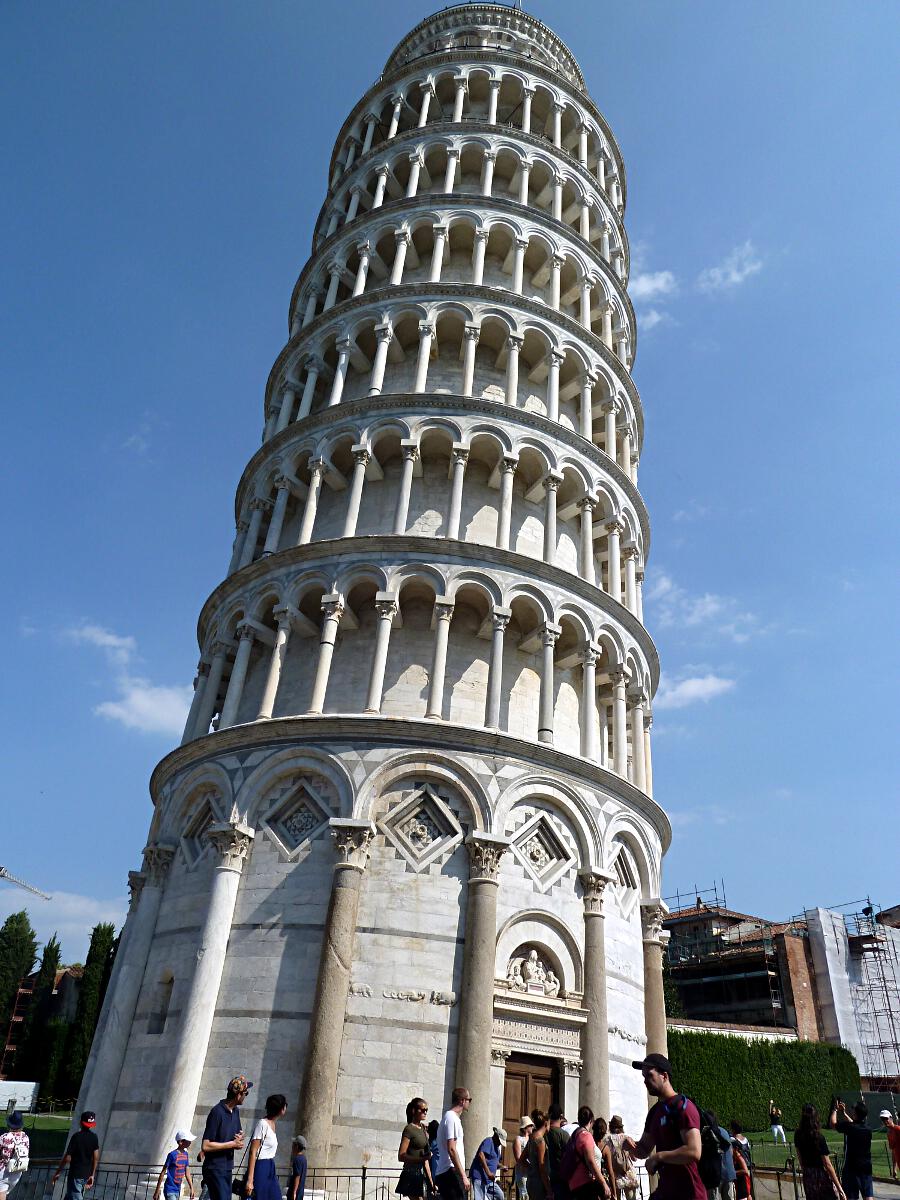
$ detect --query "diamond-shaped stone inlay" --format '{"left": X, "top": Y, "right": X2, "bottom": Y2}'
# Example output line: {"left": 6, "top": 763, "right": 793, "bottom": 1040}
{"left": 261, "top": 780, "right": 330, "bottom": 860}
{"left": 379, "top": 785, "right": 464, "bottom": 872}
{"left": 181, "top": 791, "right": 221, "bottom": 867}
{"left": 511, "top": 811, "right": 576, "bottom": 893}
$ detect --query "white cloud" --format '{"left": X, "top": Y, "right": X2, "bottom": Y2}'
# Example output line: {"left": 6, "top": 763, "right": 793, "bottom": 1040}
{"left": 65, "top": 622, "right": 191, "bottom": 736}
{"left": 669, "top": 803, "right": 732, "bottom": 828}
{"left": 630, "top": 269, "right": 678, "bottom": 303}
{"left": 640, "top": 308, "right": 669, "bottom": 332}
{"left": 672, "top": 499, "right": 711, "bottom": 523}
{"left": 697, "top": 240, "right": 763, "bottom": 293}
{"left": 0, "top": 889, "right": 127, "bottom": 964}
{"left": 645, "top": 571, "right": 762, "bottom": 643}
{"left": 655, "top": 673, "right": 736, "bottom": 710}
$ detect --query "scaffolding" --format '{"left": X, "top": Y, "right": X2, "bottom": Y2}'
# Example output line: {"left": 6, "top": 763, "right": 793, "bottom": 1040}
{"left": 844, "top": 898, "right": 900, "bottom": 1084}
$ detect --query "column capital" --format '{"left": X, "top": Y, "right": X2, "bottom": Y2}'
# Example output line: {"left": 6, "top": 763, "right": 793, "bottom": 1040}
{"left": 235, "top": 622, "right": 256, "bottom": 643}
{"left": 453, "top": 74, "right": 468, "bottom": 88}
{"left": 274, "top": 473, "right": 291, "bottom": 492}
{"left": 514, "top": 237, "right": 529, "bottom": 252}
{"left": 553, "top": 170, "right": 566, "bottom": 187}
{"left": 335, "top": 336, "right": 354, "bottom": 356}
{"left": 500, "top": 454, "right": 519, "bottom": 474}
{"left": 564, "top": 1058, "right": 583, "bottom": 1076}
{"left": 321, "top": 593, "right": 345, "bottom": 622}
{"left": 551, "top": 100, "right": 565, "bottom": 113}
{"left": 432, "top": 222, "right": 448, "bottom": 237}
{"left": 330, "top": 818, "right": 377, "bottom": 871}
{"left": 605, "top": 517, "right": 625, "bottom": 536}
{"left": 581, "top": 641, "right": 600, "bottom": 668}
{"left": 401, "top": 440, "right": 420, "bottom": 463}
{"left": 374, "top": 322, "right": 394, "bottom": 344}
{"left": 208, "top": 822, "right": 254, "bottom": 872}
{"left": 308, "top": 455, "right": 327, "bottom": 476}
{"left": 390, "top": 91, "right": 405, "bottom": 106}
{"left": 418, "top": 320, "right": 435, "bottom": 336}
{"left": 271, "top": 604, "right": 295, "bottom": 632}
{"left": 142, "top": 843, "right": 176, "bottom": 885}
{"left": 420, "top": 80, "right": 436, "bottom": 97}
{"left": 451, "top": 445, "right": 469, "bottom": 467}
{"left": 465, "top": 833, "right": 510, "bottom": 882}
{"left": 550, "top": 255, "right": 566, "bottom": 272}
{"left": 578, "top": 493, "right": 598, "bottom": 514}
{"left": 374, "top": 595, "right": 400, "bottom": 621}
{"left": 507, "top": 333, "right": 524, "bottom": 352}
{"left": 407, "top": 150, "right": 424, "bottom": 166}
{"left": 394, "top": 228, "right": 411, "bottom": 245}
{"left": 351, "top": 445, "right": 371, "bottom": 467}
{"left": 355, "top": 238, "right": 372, "bottom": 256}
{"left": 446, "top": 146, "right": 460, "bottom": 160}
{"left": 127, "top": 870, "right": 146, "bottom": 911}
{"left": 473, "top": 229, "right": 488, "bottom": 245}
{"left": 579, "top": 868, "right": 616, "bottom": 914}
{"left": 491, "top": 1047, "right": 511, "bottom": 1066}
{"left": 195, "top": 660, "right": 211, "bottom": 679}
{"left": 210, "top": 638, "right": 232, "bottom": 659}
{"left": 609, "top": 665, "right": 629, "bottom": 687}
{"left": 250, "top": 496, "right": 272, "bottom": 514}
{"left": 491, "top": 606, "right": 512, "bottom": 633}
{"left": 541, "top": 621, "right": 562, "bottom": 647}
{"left": 488, "top": 77, "right": 502, "bottom": 91}
{"left": 629, "top": 689, "right": 648, "bottom": 710}
{"left": 434, "top": 598, "right": 455, "bottom": 623}
{"left": 522, "top": 84, "right": 536, "bottom": 98}
{"left": 464, "top": 323, "right": 481, "bottom": 341}
{"left": 483, "top": 149, "right": 497, "bottom": 163}
{"left": 303, "top": 352, "right": 324, "bottom": 373}
{"left": 623, "top": 543, "right": 640, "bottom": 560}
{"left": 376, "top": 162, "right": 390, "bottom": 178}
{"left": 601, "top": 396, "right": 621, "bottom": 414}
{"left": 543, "top": 469, "right": 564, "bottom": 492}
{"left": 640, "top": 899, "right": 670, "bottom": 945}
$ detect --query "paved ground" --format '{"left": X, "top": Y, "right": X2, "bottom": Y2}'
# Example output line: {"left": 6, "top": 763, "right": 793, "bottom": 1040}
{"left": 752, "top": 1173, "right": 900, "bottom": 1200}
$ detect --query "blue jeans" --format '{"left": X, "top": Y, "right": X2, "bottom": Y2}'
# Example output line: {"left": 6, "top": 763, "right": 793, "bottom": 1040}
{"left": 473, "top": 1179, "right": 503, "bottom": 1200}
{"left": 64, "top": 1179, "right": 87, "bottom": 1200}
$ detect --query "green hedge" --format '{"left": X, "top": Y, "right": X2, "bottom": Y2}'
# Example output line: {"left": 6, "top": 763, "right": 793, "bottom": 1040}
{"left": 667, "top": 1030, "right": 860, "bottom": 1130}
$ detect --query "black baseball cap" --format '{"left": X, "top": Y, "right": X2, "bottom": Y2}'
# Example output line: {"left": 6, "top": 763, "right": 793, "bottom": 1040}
{"left": 632, "top": 1053, "right": 672, "bottom": 1074}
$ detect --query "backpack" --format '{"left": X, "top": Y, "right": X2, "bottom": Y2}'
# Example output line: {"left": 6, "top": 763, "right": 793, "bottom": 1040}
{"left": 692, "top": 1103, "right": 729, "bottom": 1190}
{"left": 559, "top": 1127, "right": 589, "bottom": 1185}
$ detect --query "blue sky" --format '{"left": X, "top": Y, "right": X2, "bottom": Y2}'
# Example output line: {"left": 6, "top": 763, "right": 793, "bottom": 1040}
{"left": 2, "top": 1, "right": 897, "bottom": 961}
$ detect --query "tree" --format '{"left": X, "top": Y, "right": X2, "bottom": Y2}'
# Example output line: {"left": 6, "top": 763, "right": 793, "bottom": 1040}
{"left": 662, "top": 957, "right": 684, "bottom": 1018}
{"left": 59, "top": 922, "right": 116, "bottom": 1099}
{"left": 0, "top": 911, "right": 38, "bottom": 1036}
{"left": 15, "top": 933, "right": 62, "bottom": 1082}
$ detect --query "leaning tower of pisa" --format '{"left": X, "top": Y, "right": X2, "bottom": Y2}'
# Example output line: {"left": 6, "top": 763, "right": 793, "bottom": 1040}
{"left": 79, "top": 3, "right": 671, "bottom": 1168}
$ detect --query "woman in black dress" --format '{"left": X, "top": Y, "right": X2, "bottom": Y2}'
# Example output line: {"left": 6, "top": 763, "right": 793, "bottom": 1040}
{"left": 794, "top": 1105, "right": 845, "bottom": 1200}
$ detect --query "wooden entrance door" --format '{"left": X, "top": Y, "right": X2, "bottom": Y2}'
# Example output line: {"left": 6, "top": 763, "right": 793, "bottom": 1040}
{"left": 501, "top": 1055, "right": 559, "bottom": 1167}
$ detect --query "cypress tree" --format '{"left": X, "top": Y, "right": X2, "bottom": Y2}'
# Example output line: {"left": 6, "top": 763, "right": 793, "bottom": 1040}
{"left": 59, "top": 922, "right": 116, "bottom": 1099}
{"left": 0, "top": 911, "right": 38, "bottom": 1036}
{"left": 16, "top": 933, "right": 62, "bottom": 1081}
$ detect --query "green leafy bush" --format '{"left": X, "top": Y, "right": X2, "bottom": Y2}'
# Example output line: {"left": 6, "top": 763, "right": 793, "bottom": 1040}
{"left": 667, "top": 1030, "right": 860, "bottom": 1129}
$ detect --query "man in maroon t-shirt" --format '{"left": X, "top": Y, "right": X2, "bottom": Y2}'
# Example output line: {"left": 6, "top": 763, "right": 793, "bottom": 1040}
{"left": 624, "top": 1054, "right": 706, "bottom": 1200}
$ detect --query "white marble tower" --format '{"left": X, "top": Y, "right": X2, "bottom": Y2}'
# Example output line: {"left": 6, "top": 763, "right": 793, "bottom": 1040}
{"left": 79, "top": 4, "right": 671, "bottom": 1168}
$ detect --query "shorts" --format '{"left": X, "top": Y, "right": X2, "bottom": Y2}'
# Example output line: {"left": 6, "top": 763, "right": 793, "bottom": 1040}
{"left": 841, "top": 1173, "right": 873, "bottom": 1200}
{"left": 435, "top": 1171, "right": 465, "bottom": 1200}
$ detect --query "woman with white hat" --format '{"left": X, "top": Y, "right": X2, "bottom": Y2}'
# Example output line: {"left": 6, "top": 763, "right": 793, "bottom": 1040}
{"left": 513, "top": 1117, "right": 534, "bottom": 1200}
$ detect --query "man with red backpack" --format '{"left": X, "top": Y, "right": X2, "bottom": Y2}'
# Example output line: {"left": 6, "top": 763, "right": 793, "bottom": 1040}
{"left": 559, "top": 1107, "right": 611, "bottom": 1200}
{"left": 623, "top": 1054, "right": 706, "bottom": 1200}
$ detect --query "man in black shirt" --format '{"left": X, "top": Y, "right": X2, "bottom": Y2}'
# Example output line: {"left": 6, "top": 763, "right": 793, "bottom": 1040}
{"left": 201, "top": 1075, "right": 252, "bottom": 1200}
{"left": 830, "top": 1100, "right": 873, "bottom": 1200}
{"left": 51, "top": 1111, "right": 100, "bottom": 1200}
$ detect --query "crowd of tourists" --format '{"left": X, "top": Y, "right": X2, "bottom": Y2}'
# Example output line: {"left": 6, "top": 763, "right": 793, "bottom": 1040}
{"left": 1, "top": 1059, "right": 899, "bottom": 1200}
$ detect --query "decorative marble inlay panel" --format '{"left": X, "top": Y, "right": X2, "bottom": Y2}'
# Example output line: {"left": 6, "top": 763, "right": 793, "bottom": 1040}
{"left": 260, "top": 778, "right": 331, "bottom": 860}
{"left": 378, "top": 784, "right": 463, "bottom": 872}
{"left": 181, "top": 791, "right": 221, "bottom": 867}
{"left": 511, "top": 811, "right": 576, "bottom": 892}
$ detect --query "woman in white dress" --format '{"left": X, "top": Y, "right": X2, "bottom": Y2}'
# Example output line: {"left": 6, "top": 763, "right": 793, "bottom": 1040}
{"left": 0, "top": 1112, "right": 29, "bottom": 1198}
{"left": 246, "top": 1094, "right": 288, "bottom": 1200}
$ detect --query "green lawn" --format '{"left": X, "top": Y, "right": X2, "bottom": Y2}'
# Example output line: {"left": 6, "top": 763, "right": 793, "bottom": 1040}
{"left": 745, "top": 1129, "right": 895, "bottom": 1175}
{"left": 18, "top": 1113, "right": 73, "bottom": 1160}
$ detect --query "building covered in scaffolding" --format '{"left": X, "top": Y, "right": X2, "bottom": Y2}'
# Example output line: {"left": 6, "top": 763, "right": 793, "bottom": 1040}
{"left": 663, "top": 887, "right": 900, "bottom": 1088}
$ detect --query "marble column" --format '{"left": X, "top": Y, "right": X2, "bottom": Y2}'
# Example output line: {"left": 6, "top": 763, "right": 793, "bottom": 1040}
{"left": 153, "top": 823, "right": 253, "bottom": 1161}
{"left": 84, "top": 845, "right": 175, "bottom": 1145}
{"left": 297, "top": 359, "right": 321, "bottom": 419}
{"left": 443, "top": 148, "right": 459, "bottom": 194}
{"left": 462, "top": 325, "right": 479, "bottom": 395}
{"left": 643, "top": 712, "right": 654, "bottom": 797}
{"left": 418, "top": 83, "right": 434, "bottom": 127}
{"left": 512, "top": 239, "right": 527, "bottom": 293}
{"left": 368, "top": 325, "right": 393, "bottom": 395}
{"left": 429, "top": 225, "right": 447, "bottom": 283}
{"left": 606, "top": 519, "right": 623, "bottom": 604}
{"left": 518, "top": 160, "right": 531, "bottom": 205}
{"left": 484, "top": 607, "right": 511, "bottom": 729}
{"left": 538, "top": 622, "right": 561, "bottom": 744}
{"left": 552, "top": 173, "right": 563, "bottom": 221}
{"left": 373, "top": 165, "right": 389, "bottom": 208}
{"left": 181, "top": 660, "right": 210, "bottom": 745}
{"left": 328, "top": 338, "right": 352, "bottom": 406}
{"left": 257, "top": 607, "right": 292, "bottom": 719}
{"left": 190, "top": 641, "right": 229, "bottom": 741}
{"left": 542, "top": 472, "right": 562, "bottom": 565}
{"left": 295, "top": 820, "right": 376, "bottom": 1166}
{"left": 262, "top": 475, "right": 291, "bottom": 555}
{"left": 630, "top": 693, "right": 647, "bottom": 793}
{"left": 487, "top": 80, "right": 501, "bottom": 124}
{"left": 238, "top": 497, "right": 268, "bottom": 569}
{"left": 452, "top": 77, "right": 467, "bottom": 122}
{"left": 505, "top": 335, "right": 522, "bottom": 406}
{"left": 640, "top": 901, "right": 670, "bottom": 1056}
{"left": 364, "top": 594, "right": 398, "bottom": 713}
{"left": 603, "top": 401, "right": 618, "bottom": 462}
{"left": 472, "top": 234, "right": 487, "bottom": 287}
{"left": 445, "top": 446, "right": 469, "bottom": 540}
{"left": 302, "top": 289, "right": 320, "bottom": 328}
{"left": 426, "top": 599, "right": 455, "bottom": 718}
{"left": 275, "top": 385, "right": 297, "bottom": 433}
{"left": 578, "top": 496, "right": 596, "bottom": 585}
{"left": 611, "top": 667, "right": 629, "bottom": 777}
{"left": 414, "top": 322, "right": 434, "bottom": 392}
{"left": 406, "top": 153, "right": 423, "bottom": 198}
{"left": 455, "top": 833, "right": 510, "bottom": 1144}
{"left": 342, "top": 446, "right": 371, "bottom": 537}
{"left": 579, "top": 870, "right": 614, "bottom": 1117}
{"left": 551, "top": 103, "right": 563, "bottom": 148}
{"left": 297, "top": 458, "right": 325, "bottom": 545}
{"left": 521, "top": 87, "right": 534, "bottom": 134}
{"left": 546, "top": 350, "right": 563, "bottom": 420}
{"left": 579, "top": 373, "right": 597, "bottom": 441}
{"left": 600, "top": 222, "right": 611, "bottom": 262}
{"left": 481, "top": 151, "right": 496, "bottom": 197}
{"left": 219, "top": 624, "right": 255, "bottom": 729}
{"left": 549, "top": 258, "right": 563, "bottom": 312}
{"left": 623, "top": 545, "right": 639, "bottom": 614}
{"left": 387, "top": 94, "right": 403, "bottom": 139}
{"left": 390, "top": 231, "right": 410, "bottom": 285}
{"left": 496, "top": 456, "right": 517, "bottom": 550}
{"left": 600, "top": 303, "right": 613, "bottom": 350}
{"left": 352, "top": 241, "right": 371, "bottom": 296}
{"left": 580, "top": 644, "right": 599, "bottom": 760}
{"left": 308, "top": 595, "right": 344, "bottom": 714}
{"left": 393, "top": 442, "right": 419, "bottom": 534}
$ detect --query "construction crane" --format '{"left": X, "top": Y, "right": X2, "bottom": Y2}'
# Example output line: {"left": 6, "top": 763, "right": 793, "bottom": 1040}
{"left": 0, "top": 865, "right": 51, "bottom": 900}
